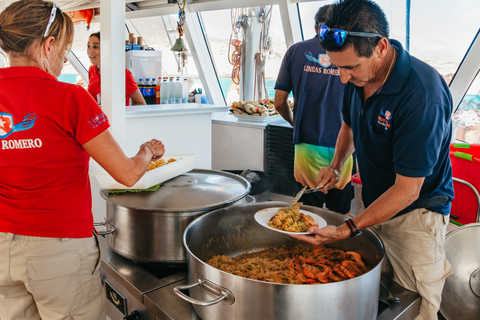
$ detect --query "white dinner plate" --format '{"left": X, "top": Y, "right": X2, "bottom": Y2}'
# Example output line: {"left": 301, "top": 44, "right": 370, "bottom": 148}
{"left": 254, "top": 207, "right": 327, "bottom": 235}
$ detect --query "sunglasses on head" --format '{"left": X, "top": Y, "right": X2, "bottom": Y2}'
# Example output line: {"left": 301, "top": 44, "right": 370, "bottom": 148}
{"left": 44, "top": 2, "right": 58, "bottom": 38}
{"left": 318, "top": 24, "right": 382, "bottom": 47}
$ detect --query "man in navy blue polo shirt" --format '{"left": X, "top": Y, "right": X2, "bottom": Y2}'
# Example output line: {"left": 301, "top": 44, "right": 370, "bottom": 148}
{"left": 291, "top": 1, "right": 454, "bottom": 319}
{"left": 274, "top": 4, "right": 353, "bottom": 213}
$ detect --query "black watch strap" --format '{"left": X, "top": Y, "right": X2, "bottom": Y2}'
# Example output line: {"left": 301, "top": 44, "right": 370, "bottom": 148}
{"left": 345, "top": 218, "right": 362, "bottom": 238}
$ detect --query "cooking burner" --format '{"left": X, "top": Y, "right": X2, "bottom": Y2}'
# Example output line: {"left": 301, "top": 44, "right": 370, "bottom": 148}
{"left": 133, "top": 261, "right": 187, "bottom": 279}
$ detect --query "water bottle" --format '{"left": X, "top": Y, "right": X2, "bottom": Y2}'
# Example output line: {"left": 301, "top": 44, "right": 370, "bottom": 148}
{"left": 138, "top": 78, "right": 145, "bottom": 99}
{"left": 160, "top": 79, "right": 169, "bottom": 104}
{"left": 168, "top": 77, "right": 175, "bottom": 104}
{"left": 182, "top": 78, "right": 189, "bottom": 103}
{"left": 174, "top": 77, "right": 182, "bottom": 104}
{"left": 155, "top": 77, "right": 161, "bottom": 104}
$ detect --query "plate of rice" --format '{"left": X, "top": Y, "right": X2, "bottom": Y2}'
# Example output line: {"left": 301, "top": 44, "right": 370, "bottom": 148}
{"left": 255, "top": 204, "right": 327, "bottom": 234}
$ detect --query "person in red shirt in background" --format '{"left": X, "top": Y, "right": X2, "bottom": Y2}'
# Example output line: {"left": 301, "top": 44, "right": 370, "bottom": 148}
{"left": 87, "top": 31, "right": 146, "bottom": 106}
{"left": 0, "top": 1, "right": 163, "bottom": 319}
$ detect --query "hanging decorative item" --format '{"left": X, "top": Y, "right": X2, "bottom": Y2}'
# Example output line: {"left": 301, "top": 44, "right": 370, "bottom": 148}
{"left": 227, "top": 7, "right": 272, "bottom": 103}
{"left": 66, "top": 9, "right": 95, "bottom": 31}
{"left": 171, "top": 0, "right": 187, "bottom": 73}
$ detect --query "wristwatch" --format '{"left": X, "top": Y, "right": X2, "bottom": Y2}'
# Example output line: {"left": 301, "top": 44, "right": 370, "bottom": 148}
{"left": 345, "top": 217, "right": 362, "bottom": 238}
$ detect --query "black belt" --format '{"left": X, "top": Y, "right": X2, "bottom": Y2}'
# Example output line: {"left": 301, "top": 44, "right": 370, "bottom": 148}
{"left": 396, "top": 194, "right": 450, "bottom": 217}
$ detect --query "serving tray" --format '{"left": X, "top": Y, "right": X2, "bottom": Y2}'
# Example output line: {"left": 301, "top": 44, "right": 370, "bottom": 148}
{"left": 92, "top": 154, "right": 197, "bottom": 190}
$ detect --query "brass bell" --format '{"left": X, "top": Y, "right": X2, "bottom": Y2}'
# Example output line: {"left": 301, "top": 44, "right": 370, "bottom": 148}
{"left": 171, "top": 37, "right": 187, "bottom": 52}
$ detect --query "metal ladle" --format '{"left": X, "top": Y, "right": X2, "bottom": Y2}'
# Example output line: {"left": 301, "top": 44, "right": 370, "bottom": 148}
{"left": 380, "top": 279, "right": 401, "bottom": 303}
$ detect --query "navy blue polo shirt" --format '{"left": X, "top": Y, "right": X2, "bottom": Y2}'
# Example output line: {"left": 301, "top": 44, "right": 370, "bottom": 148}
{"left": 275, "top": 37, "right": 345, "bottom": 147}
{"left": 343, "top": 40, "right": 454, "bottom": 215}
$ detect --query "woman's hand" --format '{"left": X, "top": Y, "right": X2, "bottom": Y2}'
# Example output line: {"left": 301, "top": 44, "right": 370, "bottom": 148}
{"left": 82, "top": 130, "right": 166, "bottom": 187}
{"left": 140, "top": 139, "right": 165, "bottom": 159}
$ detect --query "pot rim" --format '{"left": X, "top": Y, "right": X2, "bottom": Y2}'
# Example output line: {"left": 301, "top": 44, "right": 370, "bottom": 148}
{"left": 183, "top": 201, "right": 385, "bottom": 286}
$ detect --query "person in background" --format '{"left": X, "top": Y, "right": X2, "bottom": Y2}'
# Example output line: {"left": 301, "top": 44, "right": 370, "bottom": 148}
{"left": 0, "top": 1, "right": 164, "bottom": 319}
{"left": 291, "top": 1, "right": 454, "bottom": 319}
{"left": 274, "top": 4, "right": 353, "bottom": 214}
{"left": 87, "top": 31, "right": 146, "bottom": 106}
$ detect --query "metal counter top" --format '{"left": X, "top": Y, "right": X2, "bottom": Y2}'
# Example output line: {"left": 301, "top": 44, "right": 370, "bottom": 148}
{"left": 99, "top": 235, "right": 421, "bottom": 320}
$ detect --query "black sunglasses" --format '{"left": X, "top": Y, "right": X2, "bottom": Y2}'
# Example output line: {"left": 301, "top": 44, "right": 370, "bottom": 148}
{"left": 318, "top": 24, "right": 382, "bottom": 47}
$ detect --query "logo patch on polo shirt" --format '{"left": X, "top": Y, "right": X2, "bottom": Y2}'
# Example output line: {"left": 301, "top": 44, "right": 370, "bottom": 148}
{"left": 304, "top": 52, "right": 339, "bottom": 75}
{"left": 0, "top": 113, "right": 36, "bottom": 139}
{"left": 377, "top": 110, "right": 392, "bottom": 130}
{"left": 88, "top": 113, "right": 108, "bottom": 129}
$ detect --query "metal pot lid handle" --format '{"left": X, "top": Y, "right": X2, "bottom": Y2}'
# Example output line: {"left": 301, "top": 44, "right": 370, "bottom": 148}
{"left": 174, "top": 275, "right": 235, "bottom": 306}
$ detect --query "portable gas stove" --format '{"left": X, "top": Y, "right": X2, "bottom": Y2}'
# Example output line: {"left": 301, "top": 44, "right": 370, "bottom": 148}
{"left": 99, "top": 235, "right": 422, "bottom": 320}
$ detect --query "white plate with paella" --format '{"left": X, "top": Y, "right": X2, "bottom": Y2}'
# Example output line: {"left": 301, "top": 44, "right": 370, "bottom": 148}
{"left": 255, "top": 205, "right": 327, "bottom": 235}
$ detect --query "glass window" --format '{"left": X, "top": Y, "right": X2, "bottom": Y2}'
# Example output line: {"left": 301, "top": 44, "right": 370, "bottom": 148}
{"left": 298, "top": 0, "right": 336, "bottom": 40}
{"left": 200, "top": 5, "right": 287, "bottom": 105}
{"left": 453, "top": 72, "right": 480, "bottom": 143}
{"left": 63, "top": 15, "right": 201, "bottom": 88}
{"left": 298, "top": 0, "right": 479, "bottom": 84}
{"left": 125, "top": 15, "right": 199, "bottom": 79}
{"left": 60, "top": 20, "right": 101, "bottom": 85}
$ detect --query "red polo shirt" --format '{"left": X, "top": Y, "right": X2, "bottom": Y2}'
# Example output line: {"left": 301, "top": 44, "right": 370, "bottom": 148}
{"left": 0, "top": 67, "right": 110, "bottom": 238}
{"left": 87, "top": 65, "right": 138, "bottom": 106}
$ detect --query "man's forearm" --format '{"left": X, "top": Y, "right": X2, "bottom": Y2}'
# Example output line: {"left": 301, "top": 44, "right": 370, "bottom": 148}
{"left": 330, "top": 122, "right": 355, "bottom": 172}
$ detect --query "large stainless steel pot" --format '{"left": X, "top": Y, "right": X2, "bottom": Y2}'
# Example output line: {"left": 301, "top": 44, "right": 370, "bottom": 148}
{"left": 176, "top": 202, "right": 384, "bottom": 320}
{"left": 98, "top": 169, "right": 252, "bottom": 263}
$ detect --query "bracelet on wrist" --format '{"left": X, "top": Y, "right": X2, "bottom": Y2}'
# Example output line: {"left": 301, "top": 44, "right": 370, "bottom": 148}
{"left": 345, "top": 217, "right": 362, "bottom": 238}
{"left": 140, "top": 143, "right": 155, "bottom": 158}
{"left": 331, "top": 168, "right": 341, "bottom": 179}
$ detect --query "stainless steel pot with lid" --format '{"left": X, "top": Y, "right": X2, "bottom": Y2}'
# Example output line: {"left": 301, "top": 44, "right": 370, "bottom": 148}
{"left": 440, "top": 223, "right": 480, "bottom": 320}
{"left": 98, "top": 169, "right": 252, "bottom": 263}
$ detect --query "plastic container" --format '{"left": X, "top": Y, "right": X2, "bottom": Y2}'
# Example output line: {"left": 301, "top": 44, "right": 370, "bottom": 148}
{"left": 449, "top": 148, "right": 480, "bottom": 224}
{"left": 92, "top": 154, "right": 197, "bottom": 190}
{"left": 144, "top": 78, "right": 153, "bottom": 104}
{"left": 168, "top": 77, "right": 175, "bottom": 104}
{"left": 450, "top": 143, "right": 480, "bottom": 154}
{"left": 138, "top": 78, "right": 145, "bottom": 97}
{"left": 174, "top": 77, "right": 182, "bottom": 104}
{"left": 155, "top": 77, "right": 161, "bottom": 104}
{"left": 160, "top": 79, "right": 169, "bottom": 104}
{"left": 182, "top": 78, "right": 189, "bottom": 103}
{"left": 350, "top": 173, "right": 364, "bottom": 217}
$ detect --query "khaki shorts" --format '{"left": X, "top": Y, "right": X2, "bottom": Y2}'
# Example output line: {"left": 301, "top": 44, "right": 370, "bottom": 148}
{"left": 372, "top": 208, "right": 453, "bottom": 320}
{"left": 0, "top": 233, "right": 106, "bottom": 320}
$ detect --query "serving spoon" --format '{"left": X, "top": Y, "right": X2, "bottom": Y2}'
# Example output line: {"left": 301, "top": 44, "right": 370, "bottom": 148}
{"left": 286, "top": 185, "right": 325, "bottom": 211}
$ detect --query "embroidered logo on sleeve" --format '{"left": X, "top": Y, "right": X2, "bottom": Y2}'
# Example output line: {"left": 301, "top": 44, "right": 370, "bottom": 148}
{"left": 0, "top": 113, "right": 37, "bottom": 139}
{"left": 88, "top": 113, "right": 107, "bottom": 129}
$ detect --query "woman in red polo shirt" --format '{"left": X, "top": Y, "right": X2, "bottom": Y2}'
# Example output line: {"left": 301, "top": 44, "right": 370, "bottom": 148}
{"left": 87, "top": 31, "right": 146, "bottom": 106}
{"left": 0, "top": 1, "right": 163, "bottom": 319}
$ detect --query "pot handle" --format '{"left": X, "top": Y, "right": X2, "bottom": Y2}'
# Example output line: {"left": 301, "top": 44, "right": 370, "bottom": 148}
{"left": 174, "top": 276, "right": 234, "bottom": 306}
{"left": 246, "top": 195, "right": 256, "bottom": 203}
{"left": 93, "top": 219, "right": 116, "bottom": 236}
